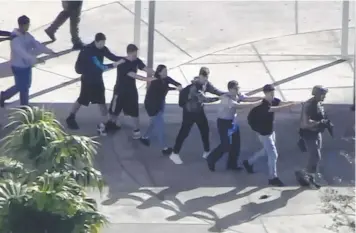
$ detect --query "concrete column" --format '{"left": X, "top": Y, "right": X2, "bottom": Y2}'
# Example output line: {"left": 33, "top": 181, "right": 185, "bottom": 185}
{"left": 341, "top": 0, "right": 350, "bottom": 59}
{"left": 353, "top": 1, "right": 356, "bottom": 109}
{"left": 147, "top": 0, "right": 156, "bottom": 69}
{"left": 134, "top": 0, "right": 141, "bottom": 55}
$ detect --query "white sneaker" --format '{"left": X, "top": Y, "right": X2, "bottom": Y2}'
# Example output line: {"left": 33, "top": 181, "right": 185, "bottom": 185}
{"left": 97, "top": 123, "right": 107, "bottom": 136}
{"left": 202, "top": 151, "right": 210, "bottom": 159}
{"left": 169, "top": 153, "right": 183, "bottom": 165}
{"left": 132, "top": 129, "right": 141, "bottom": 139}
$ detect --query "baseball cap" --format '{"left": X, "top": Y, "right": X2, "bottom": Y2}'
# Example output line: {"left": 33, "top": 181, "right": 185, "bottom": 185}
{"left": 263, "top": 84, "right": 275, "bottom": 93}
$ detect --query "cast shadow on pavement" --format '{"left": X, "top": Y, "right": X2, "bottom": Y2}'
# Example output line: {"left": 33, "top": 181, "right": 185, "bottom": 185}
{"left": 0, "top": 102, "right": 354, "bottom": 232}
{"left": 0, "top": 41, "right": 74, "bottom": 79}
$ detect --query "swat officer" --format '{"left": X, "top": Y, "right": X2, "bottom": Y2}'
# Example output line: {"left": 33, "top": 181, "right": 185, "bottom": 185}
{"left": 45, "top": 0, "right": 84, "bottom": 50}
{"left": 295, "top": 85, "right": 333, "bottom": 188}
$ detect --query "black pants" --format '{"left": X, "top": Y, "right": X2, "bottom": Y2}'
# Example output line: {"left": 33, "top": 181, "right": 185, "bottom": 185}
{"left": 173, "top": 110, "right": 209, "bottom": 153}
{"left": 48, "top": 1, "right": 82, "bottom": 44}
{"left": 301, "top": 130, "right": 322, "bottom": 174}
{"left": 207, "top": 118, "right": 240, "bottom": 168}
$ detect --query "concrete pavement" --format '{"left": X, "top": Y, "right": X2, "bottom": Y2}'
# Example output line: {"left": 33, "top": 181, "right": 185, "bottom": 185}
{"left": 0, "top": 1, "right": 355, "bottom": 233}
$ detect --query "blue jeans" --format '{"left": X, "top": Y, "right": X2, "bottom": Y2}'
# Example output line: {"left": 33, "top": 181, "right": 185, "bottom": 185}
{"left": 2, "top": 66, "right": 32, "bottom": 105}
{"left": 144, "top": 103, "right": 166, "bottom": 149}
{"left": 248, "top": 132, "right": 278, "bottom": 179}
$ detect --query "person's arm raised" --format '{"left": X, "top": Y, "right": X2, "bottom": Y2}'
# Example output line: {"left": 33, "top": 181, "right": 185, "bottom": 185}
{"left": 127, "top": 72, "right": 156, "bottom": 81}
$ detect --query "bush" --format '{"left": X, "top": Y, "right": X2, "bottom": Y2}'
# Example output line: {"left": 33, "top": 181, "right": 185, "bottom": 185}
{"left": 0, "top": 106, "right": 107, "bottom": 233}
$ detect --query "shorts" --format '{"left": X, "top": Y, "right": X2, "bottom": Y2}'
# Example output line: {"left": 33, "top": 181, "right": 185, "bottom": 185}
{"left": 109, "top": 89, "right": 139, "bottom": 117}
{"left": 77, "top": 79, "right": 105, "bottom": 106}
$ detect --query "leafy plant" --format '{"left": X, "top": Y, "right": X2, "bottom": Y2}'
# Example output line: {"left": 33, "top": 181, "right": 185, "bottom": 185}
{"left": 1, "top": 107, "right": 104, "bottom": 191}
{"left": 0, "top": 106, "right": 108, "bottom": 233}
{"left": 0, "top": 174, "right": 107, "bottom": 233}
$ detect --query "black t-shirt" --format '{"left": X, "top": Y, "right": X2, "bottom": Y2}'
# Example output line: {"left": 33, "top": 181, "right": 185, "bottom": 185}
{"left": 115, "top": 57, "right": 146, "bottom": 93}
{"left": 144, "top": 77, "right": 181, "bottom": 116}
{"left": 254, "top": 98, "right": 281, "bottom": 135}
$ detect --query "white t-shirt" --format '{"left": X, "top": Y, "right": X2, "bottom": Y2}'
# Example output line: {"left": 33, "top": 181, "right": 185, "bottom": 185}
{"left": 217, "top": 93, "right": 246, "bottom": 122}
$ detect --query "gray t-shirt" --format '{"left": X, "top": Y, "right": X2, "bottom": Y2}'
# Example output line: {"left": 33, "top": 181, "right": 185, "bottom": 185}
{"left": 217, "top": 93, "right": 246, "bottom": 122}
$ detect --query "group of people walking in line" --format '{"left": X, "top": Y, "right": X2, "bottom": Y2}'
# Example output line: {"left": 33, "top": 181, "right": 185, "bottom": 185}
{"left": 0, "top": 14, "right": 333, "bottom": 189}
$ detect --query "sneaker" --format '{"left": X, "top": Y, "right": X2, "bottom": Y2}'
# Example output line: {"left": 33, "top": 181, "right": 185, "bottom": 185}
{"left": 44, "top": 28, "right": 56, "bottom": 41}
{"left": 295, "top": 170, "right": 310, "bottom": 187}
{"left": 0, "top": 92, "right": 5, "bottom": 108}
{"left": 268, "top": 177, "right": 285, "bottom": 187}
{"left": 66, "top": 116, "right": 79, "bottom": 130}
{"left": 132, "top": 129, "right": 141, "bottom": 139}
{"left": 105, "top": 121, "right": 121, "bottom": 132}
{"left": 72, "top": 42, "right": 85, "bottom": 50}
{"left": 202, "top": 151, "right": 210, "bottom": 159}
{"left": 169, "top": 153, "right": 183, "bottom": 165}
{"left": 97, "top": 123, "right": 107, "bottom": 136}
{"left": 243, "top": 160, "right": 254, "bottom": 173}
{"left": 139, "top": 137, "right": 150, "bottom": 147}
{"left": 308, "top": 176, "right": 322, "bottom": 189}
{"left": 162, "top": 147, "right": 172, "bottom": 156}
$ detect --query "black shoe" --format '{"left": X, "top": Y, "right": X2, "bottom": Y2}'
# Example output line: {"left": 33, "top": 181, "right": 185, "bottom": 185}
{"left": 295, "top": 171, "right": 310, "bottom": 187}
{"left": 44, "top": 28, "right": 56, "bottom": 41}
{"left": 72, "top": 42, "right": 85, "bottom": 50}
{"left": 243, "top": 160, "right": 254, "bottom": 173}
{"left": 105, "top": 121, "right": 121, "bottom": 132}
{"left": 268, "top": 177, "right": 285, "bottom": 187}
{"left": 139, "top": 137, "right": 150, "bottom": 147}
{"left": 66, "top": 116, "right": 79, "bottom": 130}
{"left": 308, "top": 176, "right": 322, "bottom": 189}
{"left": 0, "top": 92, "right": 5, "bottom": 108}
{"left": 162, "top": 147, "right": 173, "bottom": 156}
{"left": 207, "top": 160, "right": 215, "bottom": 172}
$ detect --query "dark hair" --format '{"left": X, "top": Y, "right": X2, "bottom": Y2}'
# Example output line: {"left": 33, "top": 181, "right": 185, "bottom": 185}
{"left": 263, "top": 84, "right": 275, "bottom": 93}
{"left": 154, "top": 64, "right": 167, "bottom": 79}
{"left": 18, "top": 15, "right": 30, "bottom": 26}
{"left": 95, "top": 33, "right": 106, "bottom": 42}
{"left": 127, "top": 44, "right": 139, "bottom": 53}
{"left": 227, "top": 80, "right": 238, "bottom": 90}
{"left": 199, "top": 67, "right": 209, "bottom": 77}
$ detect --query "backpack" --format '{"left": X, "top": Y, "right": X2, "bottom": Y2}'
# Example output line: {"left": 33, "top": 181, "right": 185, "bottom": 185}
{"left": 247, "top": 105, "right": 260, "bottom": 132}
{"left": 74, "top": 48, "right": 86, "bottom": 74}
{"left": 178, "top": 84, "right": 192, "bottom": 108}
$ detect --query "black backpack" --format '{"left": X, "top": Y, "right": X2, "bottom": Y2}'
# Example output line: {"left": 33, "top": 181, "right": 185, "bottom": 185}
{"left": 178, "top": 84, "right": 192, "bottom": 108}
{"left": 247, "top": 105, "right": 260, "bottom": 132}
{"left": 74, "top": 48, "right": 86, "bottom": 74}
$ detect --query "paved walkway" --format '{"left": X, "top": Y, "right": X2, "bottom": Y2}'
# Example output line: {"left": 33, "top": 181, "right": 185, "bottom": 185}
{"left": 0, "top": 1, "right": 355, "bottom": 233}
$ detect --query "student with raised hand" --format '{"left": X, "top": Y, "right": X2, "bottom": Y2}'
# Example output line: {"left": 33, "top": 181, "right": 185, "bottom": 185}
{"left": 244, "top": 84, "right": 298, "bottom": 187}
{"left": 139, "top": 64, "right": 182, "bottom": 155}
{"left": 169, "top": 67, "right": 224, "bottom": 165}
{"left": 206, "top": 81, "right": 262, "bottom": 172}
{"left": 106, "top": 44, "right": 155, "bottom": 139}
{"left": 0, "top": 15, "right": 56, "bottom": 108}
{"left": 66, "top": 32, "right": 124, "bottom": 135}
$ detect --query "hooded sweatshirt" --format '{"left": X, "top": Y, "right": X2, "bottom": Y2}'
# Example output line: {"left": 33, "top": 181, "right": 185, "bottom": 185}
{"left": 10, "top": 28, "right": 53, "bottom": 68}
{"left": 184, "top": 78, "right": 225, "bottom": 113}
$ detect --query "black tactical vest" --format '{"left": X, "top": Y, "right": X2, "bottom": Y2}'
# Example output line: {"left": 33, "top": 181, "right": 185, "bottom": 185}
{"left": 308, "top": 99, "right": 325, "bottom": 122}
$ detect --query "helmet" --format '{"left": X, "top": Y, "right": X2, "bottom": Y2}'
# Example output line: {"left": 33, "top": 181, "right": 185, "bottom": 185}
{"left": 312, "top": 85, "right": 328, "bottom": 97}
